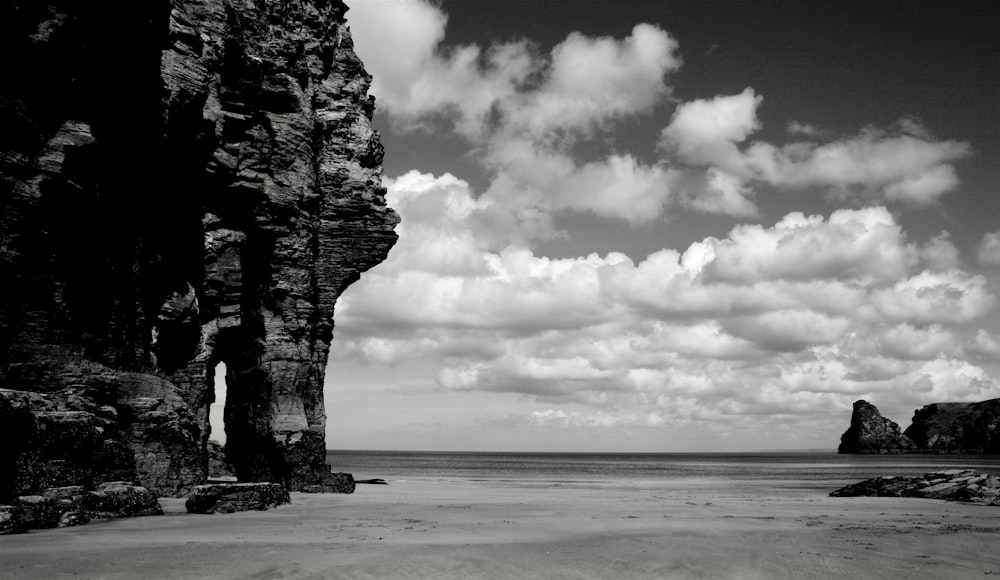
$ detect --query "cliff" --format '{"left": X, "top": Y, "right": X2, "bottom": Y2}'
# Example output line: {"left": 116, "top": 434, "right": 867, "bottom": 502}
{"left": 0, "top": 0, "right": 397, "bottom": 500}
{"left": 903, "top": 399, "right": 1000, "bottom": 454}
{"left": 838, "top": 399, "right": 1000, "bottom": 454}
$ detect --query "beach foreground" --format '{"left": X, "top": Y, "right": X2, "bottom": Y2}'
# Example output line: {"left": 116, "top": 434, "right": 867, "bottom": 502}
{"left": 3, "top": 478, "right": 999, "bottom": 579}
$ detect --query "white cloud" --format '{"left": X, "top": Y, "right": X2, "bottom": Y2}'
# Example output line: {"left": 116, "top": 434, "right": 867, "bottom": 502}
{"left": 660, "top": 88, "right": 762, "bottom": 169}
{"left": 918, "top": 231, "right": 961, "bottom": 271}
{"left": 347, "top": 1, "right": 686, "bottom": 224}
{"left": 335, "top": 5, "right": 997, "bottom": 445}
{"left": 977, "top": 230, "right": 1000, "bottom": 266}
{"left": 880, "top": 323, "right": 958, "bottom": 360}
{"left": 332, "top": 173, "right": 999, "bottom": 432}
{"left": 786, "top": 121, "right": 823, "bottom": 137}
{"left": 676, "top": 168, "right": 759, "bottom": 217}
{"left": 659, "top": 90, "right": 972, "bottom": 210}
{"left": 506, "top": 24, "right": 680, "bottom": 137}
{"left": 871, "top": 270, "right": 994, "bottom": 324}
{"left": 348, "top": 0, "right": 679, "bottom": 142}
{"left": 700, "top": 206, "right": 911, "bottom": 284}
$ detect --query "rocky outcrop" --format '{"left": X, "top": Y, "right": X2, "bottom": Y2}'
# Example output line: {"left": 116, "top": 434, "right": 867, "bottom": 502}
{"left": 0, "top": 482, "right": 162, "bottom": 534}
{"left": 838, "top": 400, "right": 916, "bottom": 453}
{"left": 185, "top": 482, "right": 290, "bottom": 514}
{"left": 903, "top": 399, "right": 1000, "bottom": 454}
{"left": 0, "top": 0, "right": 397, "bottom": 500}
{"left": 838, "top": 399, "right": 1000, "bottom": 454}
{"left": 830, "top": 469, "right": 1000, "bottom": 506}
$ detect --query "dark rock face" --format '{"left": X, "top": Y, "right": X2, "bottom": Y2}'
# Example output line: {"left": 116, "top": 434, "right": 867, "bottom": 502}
{"left": 207, "top": 440, "right": 235, "bottom": 479}
{"left": 903, "top": 399, "right": 1000, "bottom": 454}
{"left": 838, "top": 399, "right": 1000, "bottom": 454}
{"left": 830, "top": 469, "right": 1000, "bottom": 506}
{"left": 0, "top": 0, "right": 397, "bottom": 500}
{"left": 185, "top": 482, "right": 290, "bottom": 514}
{"left": 838, "top": 400, "right": 916, "bottom": 453}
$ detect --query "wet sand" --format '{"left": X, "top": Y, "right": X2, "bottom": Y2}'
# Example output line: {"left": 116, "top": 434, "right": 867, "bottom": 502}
{"left": 3, "top": 478, "right": 999, "bottom": 579}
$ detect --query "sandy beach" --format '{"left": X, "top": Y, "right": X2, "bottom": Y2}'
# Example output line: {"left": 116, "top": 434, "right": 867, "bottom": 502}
{"left": 3, "top": 477, "right": 999, "bottom": 579}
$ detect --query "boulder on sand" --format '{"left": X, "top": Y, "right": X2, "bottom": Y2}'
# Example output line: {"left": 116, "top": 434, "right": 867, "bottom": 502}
{"left": 186, "top": 483, "right": 290, "bottom": 514}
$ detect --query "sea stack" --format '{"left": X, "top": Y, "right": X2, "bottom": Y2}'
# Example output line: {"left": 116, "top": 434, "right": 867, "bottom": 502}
{"left": 0, "top": 0, "right": 397, "bottom": 502}
{"left": 838, "top": 400, "right": 915, "bottom": 454}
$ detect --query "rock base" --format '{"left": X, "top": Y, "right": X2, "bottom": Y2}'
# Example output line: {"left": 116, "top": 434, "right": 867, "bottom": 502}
{"left": 830, "top": 469, "right": 1000, "bottom": 505}
{"left": 186, "top": 483, "right": 291, "bottom": 514}
{"left": 0, "top": 482, "right": 162, "bottom": 534}
{"left": 301, "top": 472, "right": 356, "bottom": 494}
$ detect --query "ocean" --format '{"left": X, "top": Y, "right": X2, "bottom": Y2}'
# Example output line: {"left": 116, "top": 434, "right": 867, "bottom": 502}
{"left": 326, "top": 450, "right": 1000, "bottom": 491}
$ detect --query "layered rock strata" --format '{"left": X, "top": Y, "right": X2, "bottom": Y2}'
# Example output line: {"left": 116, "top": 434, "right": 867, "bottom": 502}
{"left": 0, "top": 0, "right": 397, "bottom": 500}
{"left": 838, "top": 399, "right": 1000, "bottom": 454}
{"left": 830, "top": 469, "right": 1000, "bottom": 506}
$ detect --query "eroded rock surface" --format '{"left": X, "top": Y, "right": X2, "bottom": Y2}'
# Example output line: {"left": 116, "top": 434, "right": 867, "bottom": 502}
{"left": 185, "top": 482, "right": 290, "bottom": 514}
{"left": 0, "top": 482, "right": 162, "bottom": 534}
{"left": 0, "top": 0, "right": 397, "bottom": 500}
{"left": 838, "top": 400, "right": 916, "bottom": 454}
{"left": 830, "top": 469, "right": 1000, "bottom": 506}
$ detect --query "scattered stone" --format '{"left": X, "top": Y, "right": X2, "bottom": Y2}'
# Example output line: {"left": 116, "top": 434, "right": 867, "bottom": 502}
{"left": 82, "top": 481, "right": 163, "bottom": 518}
{"left": 15, "top": 495, "right": 62, "bottom": 529}
{"left": 830, "top": 469, "right": 1000, "bottom": 506}
{"left": 57, "top": 511, "right": 90, "bottom": 527}
{"left": 41, "top": 486, "right": 86, "bottom": 502}
{"left": 186, "top": 483, "right": 291, "bottom": 514}
{"left": 0, "top": 505, "right": 25, "bottom": 535}
{"left": 0, "top": 482, "right": 161, "bottom": 533}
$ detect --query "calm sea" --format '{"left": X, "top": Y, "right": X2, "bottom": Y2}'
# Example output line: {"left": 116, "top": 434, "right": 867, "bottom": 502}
{"left": 326, "top": 450, "right": 1000, "bottom": 490}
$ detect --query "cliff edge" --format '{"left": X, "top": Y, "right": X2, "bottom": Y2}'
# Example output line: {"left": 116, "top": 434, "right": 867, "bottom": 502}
{"left": 0, "top": 0, "right": 397, "bottom": 500}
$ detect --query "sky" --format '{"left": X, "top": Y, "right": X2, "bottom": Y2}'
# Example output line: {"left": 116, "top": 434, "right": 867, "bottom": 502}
{"left": 307, "top": 0, "right": 1000, "bottom": 452}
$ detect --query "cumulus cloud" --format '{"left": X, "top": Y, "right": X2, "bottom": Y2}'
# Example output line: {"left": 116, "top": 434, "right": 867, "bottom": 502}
{"left": 349, "top": 0, "right": 680, "bottom": 139}
{"left": 661, "top": 88, "right": 762, "bottom": 169}
{"left": 347, "top": 0, "right": 685, "bottom": 225}
{"left": 348, "top": 2, "right": 973, "bottom": 223}
{"left": 978, "top": 230, "right": 1000, "bottom": 266}
{"left": 660, "top": 90, "right": 972, "bottom": 210}
{"left": 332, "top": 172, "right": 999, "bottom": 431}
{"left": 336, "top": 3, "right": 996, "bottom": 444}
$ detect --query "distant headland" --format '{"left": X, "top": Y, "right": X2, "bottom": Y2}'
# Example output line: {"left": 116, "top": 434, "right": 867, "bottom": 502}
{"left": 838, "top": 398, "right": 1000, "bottom": 454}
